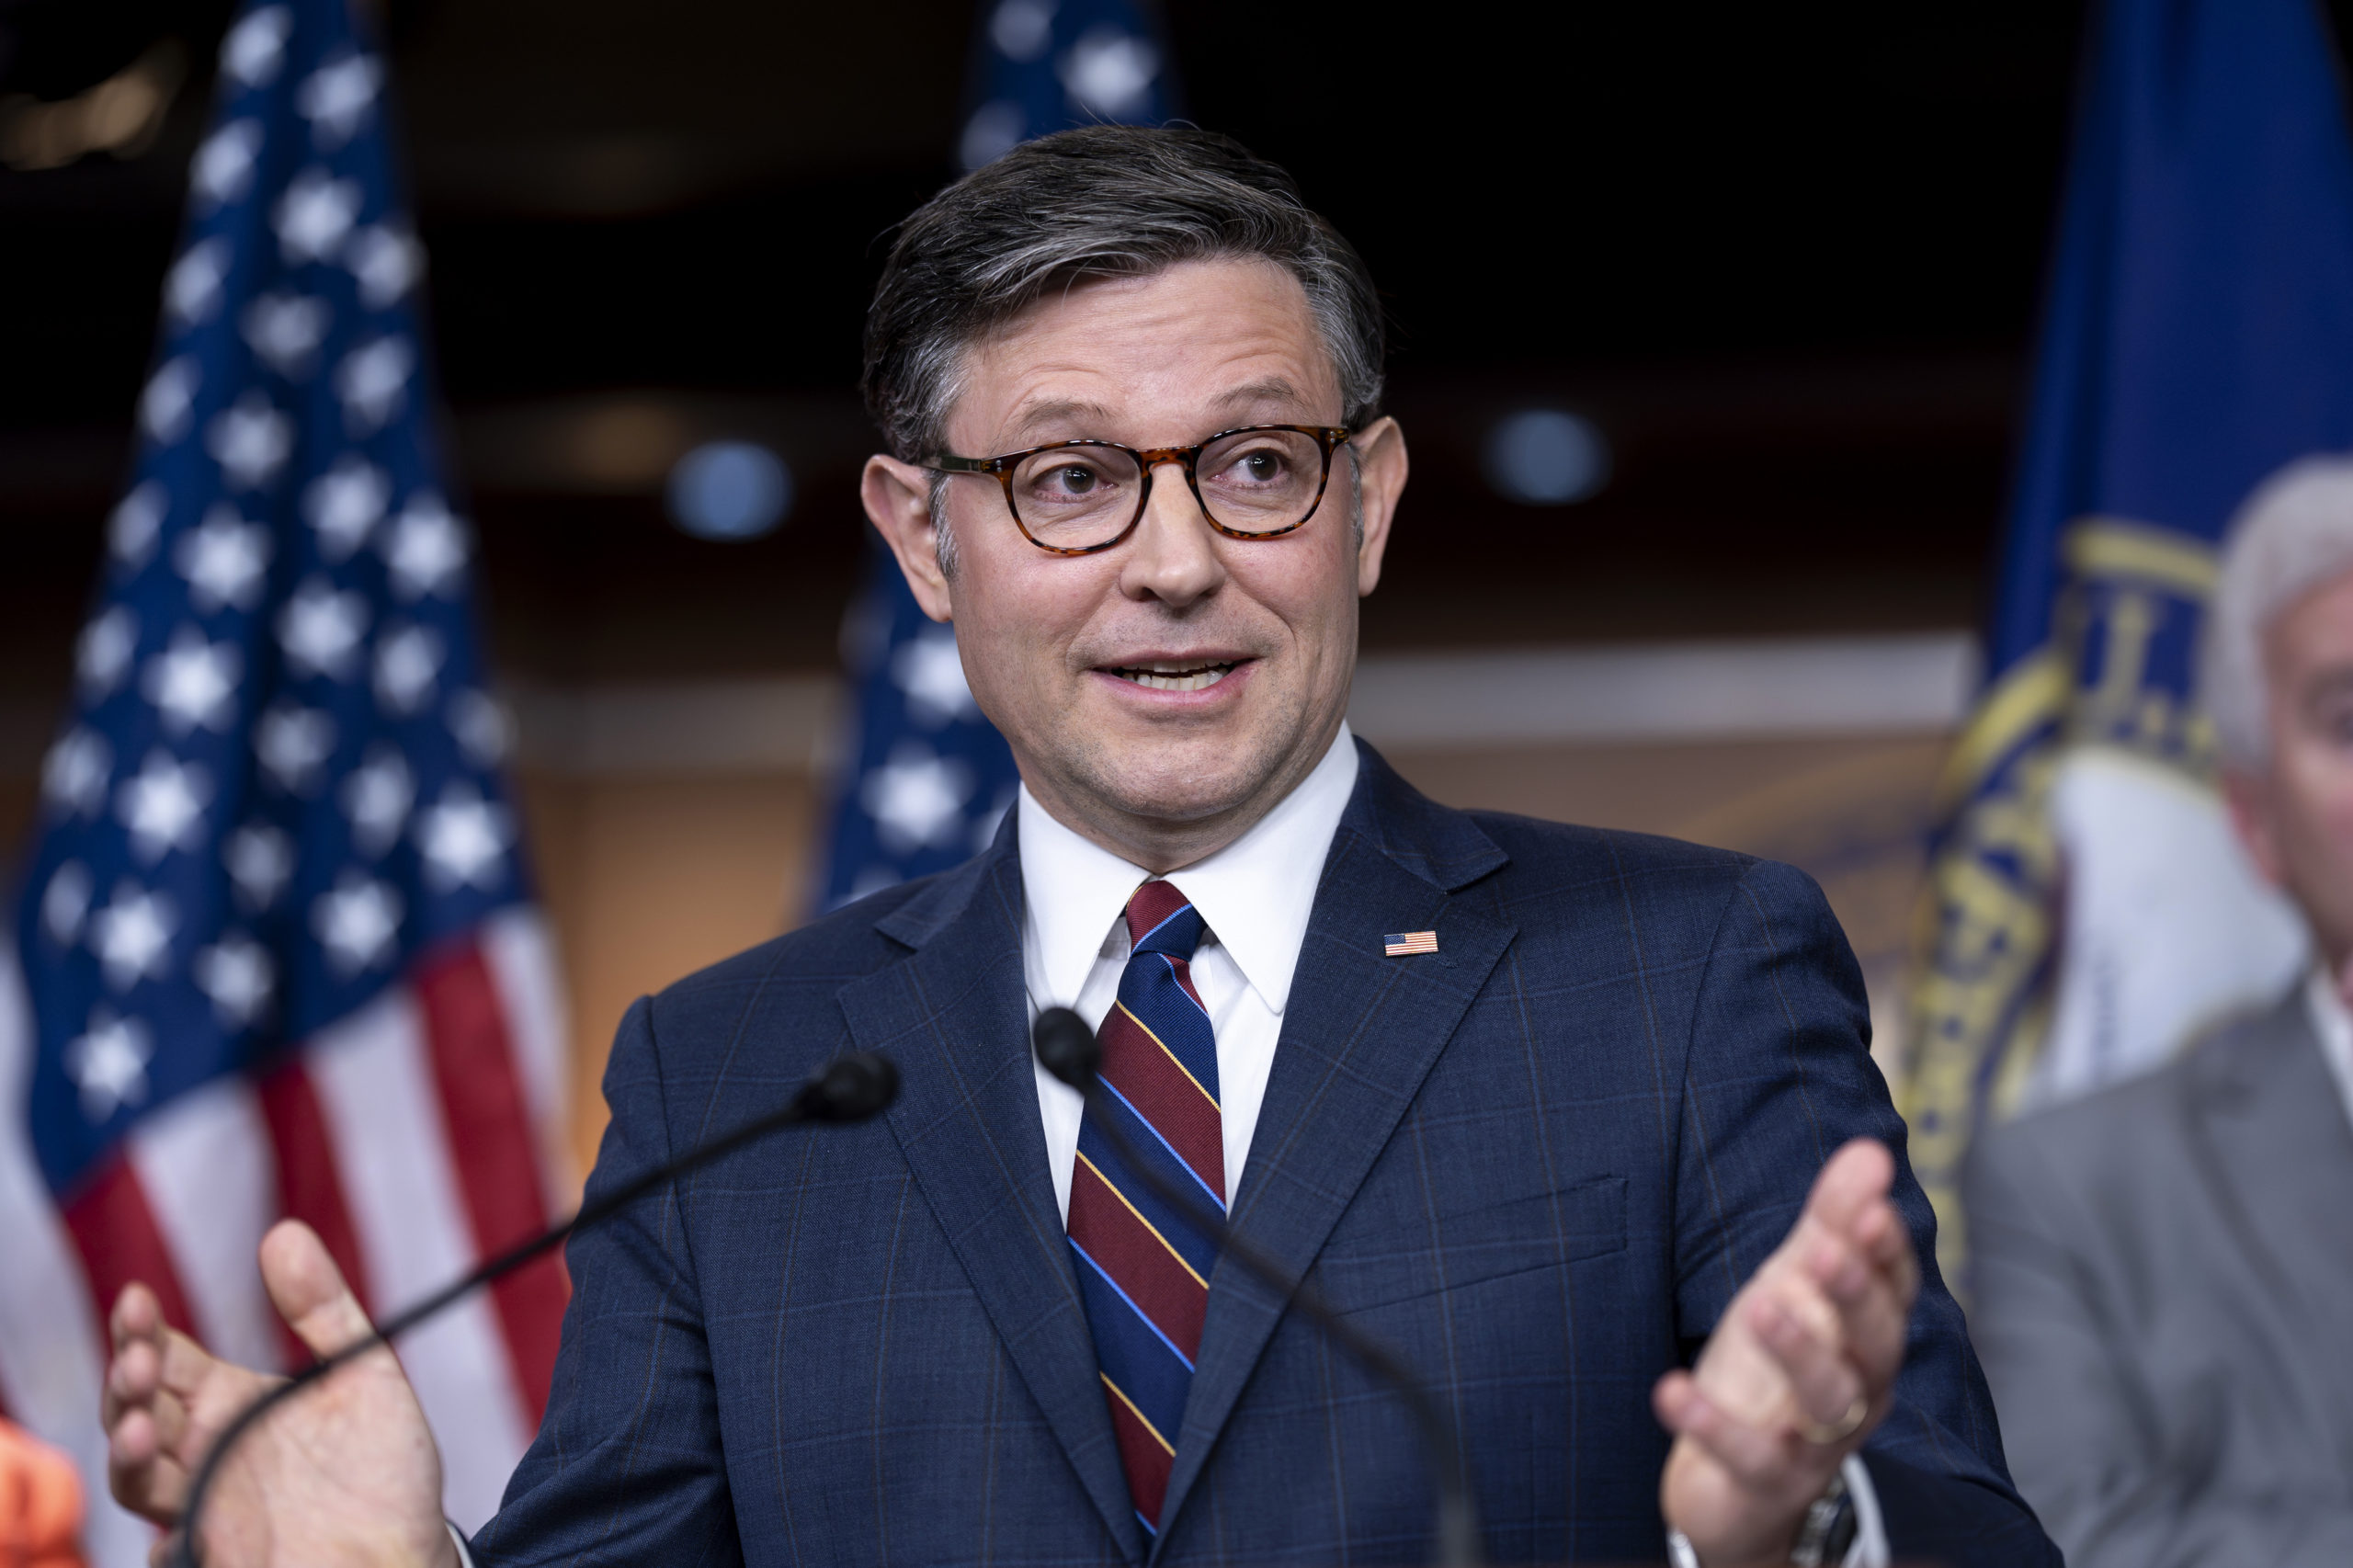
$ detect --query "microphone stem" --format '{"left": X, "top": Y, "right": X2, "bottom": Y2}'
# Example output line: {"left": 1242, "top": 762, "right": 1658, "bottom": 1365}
{"left": 1076, "top": 1083, "right": 1485, "bottom": 1568}
{"left": 173, "top": 1086, "right": 831, "bottom": 1568}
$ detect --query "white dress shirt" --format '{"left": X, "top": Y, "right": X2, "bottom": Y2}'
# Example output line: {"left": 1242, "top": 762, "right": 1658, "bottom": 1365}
{"left": 2302, "top": 964, "right": 2353, "bottom": 1132}
{"left": 1018, "top": 722, "right": 1359, "bottom": 1221}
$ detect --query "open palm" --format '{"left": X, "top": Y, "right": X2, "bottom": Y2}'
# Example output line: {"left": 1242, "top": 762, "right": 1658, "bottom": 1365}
{"left": 1654, "top": 1139, "right": 1917, "bottom": 1566}
{"left": 103, "top": 1220, "right": 456, "bottom": 1568}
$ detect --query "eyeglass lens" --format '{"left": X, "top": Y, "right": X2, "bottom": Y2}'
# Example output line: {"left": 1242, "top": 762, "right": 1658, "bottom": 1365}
{"left": 1008, "top": 428, "right": 1326, "bottom": 549}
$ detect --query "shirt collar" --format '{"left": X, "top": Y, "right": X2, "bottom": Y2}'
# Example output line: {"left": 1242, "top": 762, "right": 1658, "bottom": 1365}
{"left": 2303, "top": 963, "right": 2353, "bottom": 1132}
{"left": 1017, "top": 722, "right": 1360, "bottom": 1016}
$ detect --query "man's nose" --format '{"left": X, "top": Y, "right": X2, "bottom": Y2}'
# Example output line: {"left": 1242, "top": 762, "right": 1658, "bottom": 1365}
{"left": 1117, "top": 458, "right": 1227, "bottom": 608}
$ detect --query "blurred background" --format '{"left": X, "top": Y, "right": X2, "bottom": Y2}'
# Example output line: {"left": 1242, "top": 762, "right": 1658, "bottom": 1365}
{"left": 0, "top": 0, "right": 2263, "bottom": 1176}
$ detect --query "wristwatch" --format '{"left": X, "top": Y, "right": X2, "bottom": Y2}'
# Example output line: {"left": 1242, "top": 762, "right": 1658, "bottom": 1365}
{"left": 1665, "top": 1469, "right": 1857, "bottom": 1568}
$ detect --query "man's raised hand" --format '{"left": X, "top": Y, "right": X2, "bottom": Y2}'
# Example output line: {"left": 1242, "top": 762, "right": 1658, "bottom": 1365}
{"left": 1653, "top": 1138, "right": 1919, "bottom": 1567}
{"left": 102, "top": 1219, "right": 456, "bottom": 1568}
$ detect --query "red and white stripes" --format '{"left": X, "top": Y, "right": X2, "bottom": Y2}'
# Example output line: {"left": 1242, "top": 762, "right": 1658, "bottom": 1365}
{"left": 0, "top": 907, "right": 571, "bottom": 1565}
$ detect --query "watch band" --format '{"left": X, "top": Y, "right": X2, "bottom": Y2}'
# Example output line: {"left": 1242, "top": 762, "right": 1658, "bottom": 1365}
{"left": 1789, "top": 1468, "right": 1856, "bottom": 1568}
{"left": 1664, "top": 1469, "right": 1856, "bottom": 1568}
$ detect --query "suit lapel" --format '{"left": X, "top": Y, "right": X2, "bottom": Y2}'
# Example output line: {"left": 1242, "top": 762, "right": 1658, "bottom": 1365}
{"left": 836, "top": 836, "right": 1146, "bottom": 1562}
{"left": 2184, "top": 993, "right": 2353, "bottom": 1472}
{"left": 1156, "top": 749, "right": 1515, "bottom": 1544}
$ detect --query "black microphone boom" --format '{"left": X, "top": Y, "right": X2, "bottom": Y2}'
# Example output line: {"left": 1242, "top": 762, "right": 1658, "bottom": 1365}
{"left": 1031, "top": 1006, "right": 1485, "bottom": 1568}
{"left": 172, "top": 1049, "right": 899, "bottom": 1568}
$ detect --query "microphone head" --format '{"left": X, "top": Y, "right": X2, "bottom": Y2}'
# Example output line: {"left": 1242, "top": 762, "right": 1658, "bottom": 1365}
{"left": 805, "top": 1051, "right": 898, "bottom": 1121}
{"left": 1031, "top": 1006, "right": 1100, "bottom": 1089}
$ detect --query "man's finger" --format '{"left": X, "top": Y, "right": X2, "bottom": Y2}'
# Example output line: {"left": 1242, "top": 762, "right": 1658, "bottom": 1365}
{"left": 155, "top": 1323, "right": 223, "bottom": 1404}
{"left": 1654, "top": 1371, "right": 1798, "bottom": 1488}
{"left": 111, "top": 1282, "right": 161, "bottom": 1353}
{"left": 1857, "top": 1199, "right": 1922, "bottom": 1304}
{"left": 1805, "top": 1231, "right": 1871, "bottom": 1308}
{"left": 108, "top": 1406, "right": 156, "bottom": 1472}
{"left": 259, "top": 1219, "right": 377, "bottom": 1361}
{"left": 1809, "top": 1201, "right": 1917, "bottom": 1380}
{"left": 108, "top": 1408, "right": 191, "bottom": 1524}
{"left": 143, "top": 1376, "right": 194, "bottom": 1460}
{"left": 1801, "top": 1139, "right": 1894, "bottom": 1239}
{"left": 1747, "top": 1290, "right": 1864, "bottom": 1435}
{"left": 1849, "top": 1199, "right": 1918, "bottom": 1298}
{"left": 105, "top": 1284, "right": 169, "bottom": 1427}
{"left": 102, "top": 1334, "right": 156, "bottom": 1429}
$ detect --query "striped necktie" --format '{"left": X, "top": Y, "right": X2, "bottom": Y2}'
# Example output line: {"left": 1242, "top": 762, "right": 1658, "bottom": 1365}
{"left": 1067, "top": 878, "right": 1225, "bottom": 1539}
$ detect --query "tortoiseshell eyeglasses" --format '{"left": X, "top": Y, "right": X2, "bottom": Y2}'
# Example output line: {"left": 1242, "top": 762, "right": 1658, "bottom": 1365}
{"left": 928, "top": 425, "right": 1353, "bottom": 556}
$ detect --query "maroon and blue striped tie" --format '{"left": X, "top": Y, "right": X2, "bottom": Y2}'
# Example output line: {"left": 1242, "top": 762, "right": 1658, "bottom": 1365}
{"left": 1067, "top": 879, "right": 1225, "bottom": 1537}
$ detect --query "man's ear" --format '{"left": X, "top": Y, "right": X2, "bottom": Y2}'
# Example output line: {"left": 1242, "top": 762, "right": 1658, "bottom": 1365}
{"left": 2222, "top": 767, "right": 2288, "bottom": 889}
{"left": 1348, "top": 415, "right": 1407, "bottom": 597}
{"left": 862, "top": 453, "right": 954, "bottom": 622}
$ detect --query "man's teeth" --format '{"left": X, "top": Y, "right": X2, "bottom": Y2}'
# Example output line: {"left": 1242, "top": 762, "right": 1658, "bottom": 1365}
{"left": 1112, "top": 662, "right": 1235, "bottom": 692}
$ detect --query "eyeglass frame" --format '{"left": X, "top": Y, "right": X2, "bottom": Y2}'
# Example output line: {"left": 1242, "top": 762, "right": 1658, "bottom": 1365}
{"left": 927, "top": 424, "right": 1355, "bottom": 556}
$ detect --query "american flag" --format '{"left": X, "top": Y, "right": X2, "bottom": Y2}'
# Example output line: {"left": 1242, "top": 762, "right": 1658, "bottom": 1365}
{"left": 0, "top": 4, "right": 569, "bottom": 1561}
{"left": 817, "top": 0, "right": 1178, "bottom": 909}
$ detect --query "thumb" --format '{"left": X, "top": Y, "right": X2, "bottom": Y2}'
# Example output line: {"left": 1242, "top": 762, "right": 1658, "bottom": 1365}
{"left": 258, "top": 1220, "right": 375, "bottom": 1360}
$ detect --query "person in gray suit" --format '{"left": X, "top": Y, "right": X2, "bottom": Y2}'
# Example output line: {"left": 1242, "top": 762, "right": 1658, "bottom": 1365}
{"left": 1966, "top": 454, "right": 2353, "bottom": 1567}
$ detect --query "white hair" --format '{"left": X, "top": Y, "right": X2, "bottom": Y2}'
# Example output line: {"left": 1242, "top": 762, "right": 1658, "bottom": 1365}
{"left": 2204, "top": 454, "right": 2353, "bottom": 769}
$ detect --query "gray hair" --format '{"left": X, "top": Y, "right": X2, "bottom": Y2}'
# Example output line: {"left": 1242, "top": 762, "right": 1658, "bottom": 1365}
{"left": 862, "top": 125, "right": 1387, "bottom": 470}
{"left": 2203, "top": 454, "right": 2353, "bottom": 768}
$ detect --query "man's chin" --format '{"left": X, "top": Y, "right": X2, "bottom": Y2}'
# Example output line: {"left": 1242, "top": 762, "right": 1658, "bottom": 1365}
{"left": 1094, "top": 766, "right": 1266, "bottom": 827}
{"left": 1073, "top": 737, "right": 1291, "bottom": 832}
{"left": 1026, "top": 684, "right": 1328, "bottom": 842}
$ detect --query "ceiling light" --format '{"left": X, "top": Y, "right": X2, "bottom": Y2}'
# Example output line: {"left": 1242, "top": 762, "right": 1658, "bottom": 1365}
{"left": 1484, "top": 409, "right": 1609, "bottom": 506}
{"left": 667, "top": 441, "right": 792, "bottom": 541}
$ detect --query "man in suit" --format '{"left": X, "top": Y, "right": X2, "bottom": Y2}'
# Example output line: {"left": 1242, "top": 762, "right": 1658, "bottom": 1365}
{"left": 1966, "top": 455, "right": 2353, "bottom": 1565}
{"left": 100, "top": 127, "right": 2053, "bottom": 1567}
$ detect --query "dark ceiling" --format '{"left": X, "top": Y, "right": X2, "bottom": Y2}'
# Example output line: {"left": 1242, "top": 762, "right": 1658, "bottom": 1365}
{"left": 7, "top": 0, "right": 2339, "bottom": 692}
{"left": 1, "top": 0, "right": 2093, "bottom": 407}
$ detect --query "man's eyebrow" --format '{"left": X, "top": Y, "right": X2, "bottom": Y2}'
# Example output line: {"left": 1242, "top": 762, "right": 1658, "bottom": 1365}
{"left": 1004, "top": 397, "right": 1117, "bottom": 441}
{"left": 995, "top": 379, "right": 1315, "bottom": 448}
{"left": 1211, "top": 377, "right": 1309, "bottom": 413}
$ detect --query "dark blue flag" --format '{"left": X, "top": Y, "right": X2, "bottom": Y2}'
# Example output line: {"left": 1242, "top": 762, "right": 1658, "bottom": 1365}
{"left": 816, "top": 0, "right": 1177, "bottom": 910}
{"left": 0, "top": 4, "right": 567, "bottom": 1548}
{"left": 1904, "top": 0, "right": 2353, "bottom": 1278}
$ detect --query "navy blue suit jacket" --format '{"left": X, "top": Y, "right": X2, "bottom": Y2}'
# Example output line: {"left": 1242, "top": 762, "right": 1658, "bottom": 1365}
{"left": 472, "top": 743, "right": 2053, "bottom": 1565}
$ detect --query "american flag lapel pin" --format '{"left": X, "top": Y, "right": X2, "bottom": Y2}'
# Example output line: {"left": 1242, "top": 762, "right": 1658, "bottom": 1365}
{"left": 1383, "top": 930, "right": 1439, "bottom": 957}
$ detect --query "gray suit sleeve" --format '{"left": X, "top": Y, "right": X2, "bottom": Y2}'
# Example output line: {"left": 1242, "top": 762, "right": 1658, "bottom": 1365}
{"left": 1965, "top": 1119, "right": 2353, "bottom": 1567}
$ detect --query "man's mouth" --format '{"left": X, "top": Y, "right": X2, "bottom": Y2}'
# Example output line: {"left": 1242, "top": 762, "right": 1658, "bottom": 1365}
{"left": 1103, "top": 659, "right": 1241, "bottom": 692}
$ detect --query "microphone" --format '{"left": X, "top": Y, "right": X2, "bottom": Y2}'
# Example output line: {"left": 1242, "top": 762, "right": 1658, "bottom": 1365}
{"left": 173, "top": 1048, "right": 899, "bottom": 1568}
{"left": 1031, "top": 1006, "right": 1484, "bottom": 1568}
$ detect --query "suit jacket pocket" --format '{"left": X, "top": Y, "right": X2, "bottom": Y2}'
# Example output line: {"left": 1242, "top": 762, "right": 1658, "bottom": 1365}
{"left": 1332, "top": 1175, "right": 1627, "bottom": 1314}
